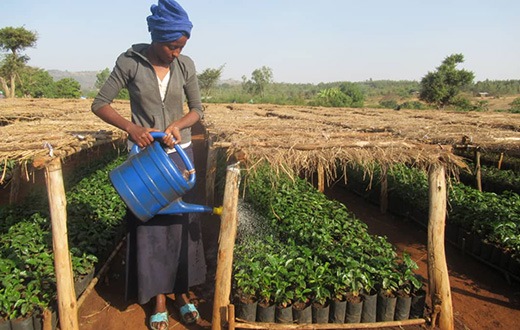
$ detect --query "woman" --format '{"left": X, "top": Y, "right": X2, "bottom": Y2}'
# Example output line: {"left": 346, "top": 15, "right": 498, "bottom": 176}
{"left": 91, "top": 1, "right": 206, "bottom": 329}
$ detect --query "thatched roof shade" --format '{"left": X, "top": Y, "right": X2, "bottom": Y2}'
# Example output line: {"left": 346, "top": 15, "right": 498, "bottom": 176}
{"left": 1, "top": 99, "right": 129, "bottom": 155}
{"left": 2, "top": 99, "right": 520, "bottom": 183}
{"left": 0, "top": 99, "right": 129, "bottom": 182}
{"left": 202, "top": 103, "right": 520, "bottom": 179}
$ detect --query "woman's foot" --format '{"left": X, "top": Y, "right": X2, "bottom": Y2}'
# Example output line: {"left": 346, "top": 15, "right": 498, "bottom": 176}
{"left": 178, "top": 293, "right": 199, "bottom": 324}
{"left": 176, "top": 293, "right": 211, "bottom": 327}
{"left": 150, "top": 294, "right": 168, "bottom": 330}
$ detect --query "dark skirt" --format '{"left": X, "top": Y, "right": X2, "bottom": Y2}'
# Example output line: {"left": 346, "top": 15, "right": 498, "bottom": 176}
{"left": 124, "top": 146, "right": 207, "bottom": 305}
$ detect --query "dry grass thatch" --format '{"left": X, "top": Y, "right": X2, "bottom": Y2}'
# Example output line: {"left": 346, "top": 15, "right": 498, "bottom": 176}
{"left": 202, "top": 103, "right": 520, "bottom": 181}
{"left": 0, "top": 99, "right": 129, "bottom": 182}
{"left": 2, "top": 99, "right": 520, "bottom": 184}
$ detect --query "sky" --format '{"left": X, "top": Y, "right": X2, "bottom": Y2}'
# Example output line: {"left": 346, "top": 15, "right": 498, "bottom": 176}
{"left": 2, "top": 0, "right": 519, "bottom": 84}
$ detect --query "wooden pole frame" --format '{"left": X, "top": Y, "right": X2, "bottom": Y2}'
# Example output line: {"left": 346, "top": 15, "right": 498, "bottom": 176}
{"left": 229, "top": 316, "right": 426, "bottom": 329}
{"left": 427, "top": 164, "right": 454, "bottom": 330}
{"left": 77, "top": 237, "right": 126, "bottom": 308}
{"left": 317, "top": 163, "right": 325, "bottom": 193}
{"left": 497, "top": 152, "right": 504, "bottom": 170}
{"left": 212, "top": 163, "right": 241, "bottom": 330}
{"left": 8, "top": 165, "right": 21, "bottom": 204}
{"left": 228, "top": 299, "right": 425, "bottom": 329}
{"left": 474, "top": 148, "right": 482, "bottom": 192}
{"left": 208, "top": 157, "right": 445, "bottom": 329}
{"left": 44, "top": 158, "right": 79, "bottom": 330}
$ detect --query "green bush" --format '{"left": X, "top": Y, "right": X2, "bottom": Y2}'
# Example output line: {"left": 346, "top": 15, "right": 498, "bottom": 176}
{"left": 357, "top": 164, "right": 520, "bottom": 259}
{"left": 0, "top": 151, "right": 128, "bottom": 319}
{"left": 452, "top": 96, "right": 474, "bottom": 111}
{"left": 510, "top": 97, "right": 520, "bottom": 113}
{"left": 379, "top": 99, "right": 398, "bottom": 109}
{"left": 460, "top": 165, "right": 520, "bottom": 194}
{"left": 400, "top": 100, "right": 426, "bottom": 110}
{"left": 233, "top": 164, "right": 420, "bottom": 308}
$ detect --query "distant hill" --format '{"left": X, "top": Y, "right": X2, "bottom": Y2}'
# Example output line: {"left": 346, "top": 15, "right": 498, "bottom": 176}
{"left": 48, "top": 70, "right": 98, "bottom": 92}
{"left": 47, "top": 70, "right": 241, "bottom": 92}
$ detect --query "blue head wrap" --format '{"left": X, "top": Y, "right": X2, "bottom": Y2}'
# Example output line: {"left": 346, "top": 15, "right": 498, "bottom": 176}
{"left": 147, "top": 0, "right": 193, "bottom": 42}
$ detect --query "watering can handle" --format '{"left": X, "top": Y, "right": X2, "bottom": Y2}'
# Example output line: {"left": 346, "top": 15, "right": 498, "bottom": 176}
{"left": 130, "top": 131, "right": 196, "bottom": 175}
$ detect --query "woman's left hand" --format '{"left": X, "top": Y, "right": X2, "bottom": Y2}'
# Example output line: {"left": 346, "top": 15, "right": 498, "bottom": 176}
{"left": 163, "top": 126, "right": 181, "bottom": 148}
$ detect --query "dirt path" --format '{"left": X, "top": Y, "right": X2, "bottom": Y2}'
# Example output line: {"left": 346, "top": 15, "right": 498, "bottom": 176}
{"left": 78, "top": 123, "right": 520, "bottom": 329}
{"left": 324, "top": 185, "right": 520, "bottom": 330}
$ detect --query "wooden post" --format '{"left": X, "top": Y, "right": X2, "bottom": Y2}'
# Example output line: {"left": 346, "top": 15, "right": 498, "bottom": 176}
{"left": 206, "top": 135, "right": 217, "bottom": 206}
{"left": 228, "top": 304, "right": 236, "bottom": 330}
{"left": 212, "top": 163, "right": 241, "bottom": 330}
{"left": 379, "top": 166, "right": 388, "bottom": 214}
{"left": 42, "top": 308, "right": 53, "bottom": 330}
{"left": 230, "top": 318, "right": 426, "bottom": 329}
{"left": 44, "top": 158, "right": 79, "bottom": 330}
{"left": 8, "top": 165, "right": 21, "bottom": 204}
{"left": 317, "top": 163, "right": 325, "bottom": 192}
{"left": 474, "top": 148, "right": 482, "bottom": 192}
{"left": 427, "top": 164, "right": 454, "bottom": 330}
{"left": 497, "top": 152, "right": 504, "bottom": 170}
{"left": 77, "top": 237, "right": 125, "bottom": 308}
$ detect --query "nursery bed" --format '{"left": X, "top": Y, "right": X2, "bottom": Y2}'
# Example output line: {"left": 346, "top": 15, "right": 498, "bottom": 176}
{"left": 77, "top": 131, "right": 520, "bottom": 330}
{"left": 3, "top": 99, "right": 520, "bottom": 329}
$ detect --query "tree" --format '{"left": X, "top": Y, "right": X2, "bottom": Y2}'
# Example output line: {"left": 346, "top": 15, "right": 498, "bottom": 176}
{"left": 339, "top": 82, "right": 365, "bottom": 107}
{"left": 198, "top": 64, "right": 225, "bottom": 100}
{"left": 17, "top": 66, "right": 55, "bottom": 97}
{"left": 419, "top": 53, "right": 474, "bottom": 109}
{"left": 314, "top": 88, "right": 351, "bottom": 107}
{"left": 242, "top": 66, "right": 273, "bottom": 97}
{"left": 0, "top": 54, "right": 27, "bottom": 97}
{"left": 54, "top": 78, "right": 81, "bottom": 98}
{"left": 93, "top": 67, "right": 129, "bottom": 100}
{"left": 95, "top": 68, "right": 110, "bottom": 89}
{"left": 312, "top": 83, "right": 365, "bottom": 108}
{"left": 0, "top": 26, "right": 37, "bottom": 98}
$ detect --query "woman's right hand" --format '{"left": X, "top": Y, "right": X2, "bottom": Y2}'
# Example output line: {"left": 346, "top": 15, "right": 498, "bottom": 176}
{"left": 126, "top": 124, "right": 159, "bottom": 148}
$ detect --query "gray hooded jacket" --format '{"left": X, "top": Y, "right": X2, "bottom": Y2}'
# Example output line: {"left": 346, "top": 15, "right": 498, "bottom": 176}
{"left": 91, "top": 43, "right": 203, "bottom": 144}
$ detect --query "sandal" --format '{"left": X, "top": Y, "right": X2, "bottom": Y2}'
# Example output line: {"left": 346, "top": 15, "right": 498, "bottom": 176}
{"left": 149, "top": 311, "right": 169, "bottom": 330}
{"left": 180, "top": 303, "right": 200, "bottom": 324}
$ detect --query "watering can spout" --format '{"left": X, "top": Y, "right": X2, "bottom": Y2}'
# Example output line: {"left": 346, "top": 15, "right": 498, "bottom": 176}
{"left": 158, "top": 199, "right": 222, "bottom": 216}
{"left": 213, "top": 206, "right": 223, "bottom": 215}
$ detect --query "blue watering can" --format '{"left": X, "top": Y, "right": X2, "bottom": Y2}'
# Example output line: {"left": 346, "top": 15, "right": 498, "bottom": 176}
{"left": 109, "top": 132, "right": 221, "bottom": 222}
